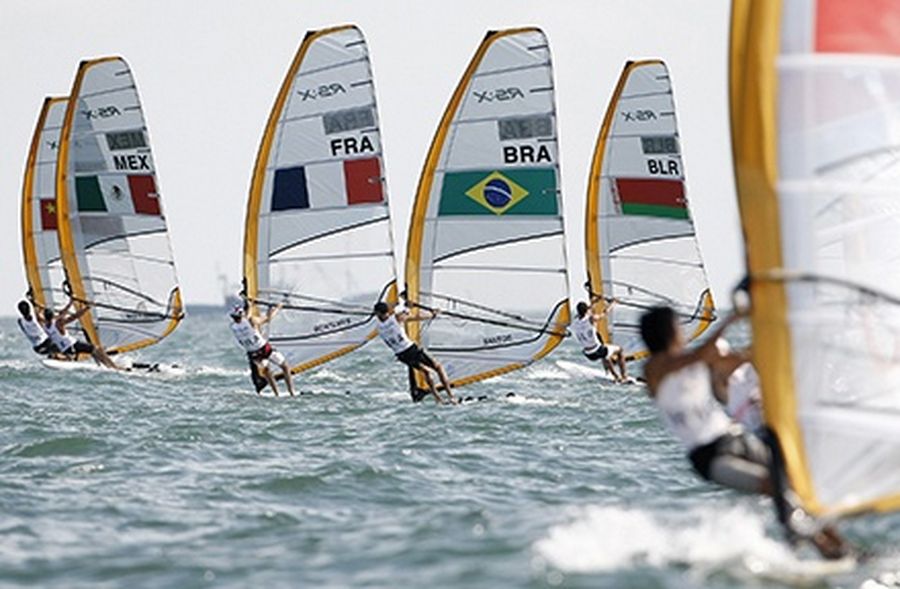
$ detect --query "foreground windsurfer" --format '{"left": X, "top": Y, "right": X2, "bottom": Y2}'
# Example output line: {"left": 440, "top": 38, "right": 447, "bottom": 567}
{"left": 374, "top": 302, "right": 456, "bottom": 405}
{"left": 230, "top": 303, "right": 296, "bottom": 397}
{"left": 16, "top": 300, "right": 58, "bottom": 357}
{"left": 640, "top": 306, "right": 849, "bottom": 560}
{"left": 573, "top": 300, "right": 628, "bottom": 382}
{"left": 43, "top": 299, "right": 119, "bottom": 369}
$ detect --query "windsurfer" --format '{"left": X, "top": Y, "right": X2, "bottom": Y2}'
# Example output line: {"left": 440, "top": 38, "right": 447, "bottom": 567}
{"left": 43, "top": 297, "right": 119, "bottom": 369}
{"left": 374, "top": 301, "right": 455, "bottom": 405}
{"left": 16, "top": 299, "right": 58, "bottom": 357}
{"left": 640, "top": 305, "right": 849, "bottom": 560}
{"left": 572, "top": 300, "right": 628, "bottom": 382}
{"left": 230, "top": 303, "right": 295, "bottom": 396}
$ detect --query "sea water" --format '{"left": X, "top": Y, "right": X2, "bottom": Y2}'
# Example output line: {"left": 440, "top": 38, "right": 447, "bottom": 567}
{"left": 1, "top": 310, "right": 898, "bottom": 588}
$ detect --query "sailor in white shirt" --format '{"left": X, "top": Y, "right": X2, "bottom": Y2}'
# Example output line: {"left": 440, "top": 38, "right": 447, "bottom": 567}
{"left": 374, "top": 301, "right": 455, "bottom": 404}
{"left": 640, "top": 305, "right": 848, "bottom": 560}
{"left": 229, "top": 302, "right": 295, "bottom": 396}
{"left": 41, "top": 298, "right": 120, "bottom": 369}
{"left": 16, "top": 300, "right": 56, "bottom": 356}
{"left": 572, "top": 300, "right": 628, "bottom": 382}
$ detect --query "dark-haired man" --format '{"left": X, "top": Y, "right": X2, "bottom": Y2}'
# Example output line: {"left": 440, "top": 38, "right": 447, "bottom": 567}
{"left": 572, "top": 300, "right": 628, "bottom": 382}
{"left": 16, "top": 300, "right": 57, "bottom": 356}
{"left": 374, "top": 301, "right": 455, "bottom": 404}
{"left": 640, "top": 305, "right": 847, "bottom": 560}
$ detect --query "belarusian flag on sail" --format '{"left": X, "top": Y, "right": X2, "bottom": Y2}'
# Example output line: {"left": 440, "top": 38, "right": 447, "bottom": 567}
{"left": 615, "top": 178, "right": 687, "bottom": 219}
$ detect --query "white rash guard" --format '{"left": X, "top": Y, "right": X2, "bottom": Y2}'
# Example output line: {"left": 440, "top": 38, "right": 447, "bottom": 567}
{"left": 230, "top": 319, "right": 267, "bottom": 353}
{"left": 654, "top": 362, "right": 733, "bottom": 451}
{"left": 376, "top": 315, "right": 415, "bottom": 355}
{"left": 726, "top": 363, "right": 763, "bottom": 431}
{"left": 571, "top": 315, "right": 602, "bottom": 353}
{"left": 18, "top": 316, "right": 49, "bottom": 348}
{"left": 46, "top": 322, "right": 77, "bottom": 353}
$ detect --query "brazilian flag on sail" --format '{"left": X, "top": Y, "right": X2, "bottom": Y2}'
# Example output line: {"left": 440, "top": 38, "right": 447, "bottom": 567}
{"left": 438, "top": 168, "right": 558, "bottom": 216}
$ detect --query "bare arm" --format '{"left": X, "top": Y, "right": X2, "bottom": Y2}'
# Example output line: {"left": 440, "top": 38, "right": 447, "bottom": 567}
{"left": 398, "top": 307, "right": 438, "bottom": 323}
{"left": 62, "top": 304, "right": 90, "bottom": 326}
{"left": 710, "top": 350, "right": 751, "bottom": 381}
{"left": 255, "top": 303, "right": 283, "bottom": 327}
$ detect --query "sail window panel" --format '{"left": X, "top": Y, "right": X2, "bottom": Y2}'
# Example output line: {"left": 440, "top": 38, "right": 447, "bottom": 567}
{"left": 277, "top": 214, "right": 390, "bottom": 258}
{"left": 267, "top": 254, "right": 394, "bottom": 299}
{"left": 264, "top": 205, "right": 386, "bottom": 256}
{"left": 434, "top": 229, "right": 565, "bottom": 270}
{"left": 430, "top": 216, "right": 561, "bottom": 262}
{"left": 266, "top": 255, "right": 392, "bottom": 304}
{"left": 429, "top": 266, "right": 565, "bottom": 322}
{"left": 778, "top": 63, "right": 900, "bottom": 182}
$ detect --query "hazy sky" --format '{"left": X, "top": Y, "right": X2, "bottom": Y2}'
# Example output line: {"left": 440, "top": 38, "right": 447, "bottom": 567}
{"left": 0, "top": 0, "right": 741, "bottom": 312}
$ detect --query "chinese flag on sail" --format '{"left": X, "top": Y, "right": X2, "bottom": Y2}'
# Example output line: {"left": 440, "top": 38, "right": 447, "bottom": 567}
{"left": 128, "top": 175, "right": 161, "bottom": 215}
{"left": 40, "top": 199, "right": 58, "bottom": 230}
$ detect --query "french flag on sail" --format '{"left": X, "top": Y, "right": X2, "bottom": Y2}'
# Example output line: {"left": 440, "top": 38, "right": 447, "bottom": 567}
{"left": 271, "top": 157, "right": 384, "bottom": 211}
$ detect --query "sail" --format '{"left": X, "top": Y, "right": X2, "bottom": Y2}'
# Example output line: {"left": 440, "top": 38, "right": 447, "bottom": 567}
{"left": 243, "top": 25, "right": 397, "bottom": 374}
{"left": 585, "top": 60, "right": 714, "bottom": 360}
{"left": 731, "top": 0, "right": 900, "bottom": 516}
{"left": 404, "top": 28, "right": 570, "bottom": 388}
{"left": 56, "top": 57, "right": 183, "bottom": 354}
{"left": 22, "top": 97, "right": 69, "bottom": 311}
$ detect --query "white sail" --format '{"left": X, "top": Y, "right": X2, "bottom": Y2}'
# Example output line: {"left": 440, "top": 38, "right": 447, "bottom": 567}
{"left": 22, "top": 97, "right": 69, "bottom": 312}
{"left": 731, "top": 0, "right": 900, "bottom": 516}
{"left": 585, "top": 60, "right": 714, "bottom": 359}
{"left": 56, "top": 57, "right": 183, "bottom": 354}
{"left": 404, "top": 28, "right": 570, "bottom": 388}
{"left": 243, "top": 25, "right": 397, "bottom": 374}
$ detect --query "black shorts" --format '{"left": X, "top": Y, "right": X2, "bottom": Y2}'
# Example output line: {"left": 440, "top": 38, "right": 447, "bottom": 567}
{"left": 688, "top": 431, "right": 766, "bottom": 480}
{"left": 396, "top": 345, "right": 437, "bottom": 370}
{"left": 62, "top": 341, "right": 94, "bottom": 356}
{"left": 584, "top": 346, "right": 609, "bottom": 361}
{"left": 33, "top": 340, "right": 57, "bottom": 355}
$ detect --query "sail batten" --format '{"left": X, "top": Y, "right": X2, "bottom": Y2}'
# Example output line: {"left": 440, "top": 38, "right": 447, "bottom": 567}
{"left": 731, "top": 0, "right": 900, "bottom": 517}
{"left": 404, "top": 28, "right": 570, "bottom": 389}
{"left": 242, "top": 25, "right": 398, "bottom": 374}
{"left": 55, "top": 57, "right": 183, "bottom": 354}
{"left": 585, "top": 60, "right": 714, "bottom": 358}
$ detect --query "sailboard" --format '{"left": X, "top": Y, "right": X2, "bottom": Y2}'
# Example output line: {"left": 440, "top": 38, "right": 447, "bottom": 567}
{"left": 242, "top": 25, "right": 398, "bottom": 374}
{"left": 403, "top": 28, "right": 570, "bottom": 390}
{"left": 730, "top": 0, "right": 900, "bottom": 517}
{"left": 56, "top": 56, "right": 183, "bottom": 355}
{"left": 22, "top": 96, "right": 69, "bottom": 312}
{"left": 584, "top": 60, "right": 715, "bottom": 361}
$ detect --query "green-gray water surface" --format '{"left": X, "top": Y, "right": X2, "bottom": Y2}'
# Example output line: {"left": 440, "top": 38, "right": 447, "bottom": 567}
{"left": 1, "top": 311, "right": 898, "bottom": 588}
